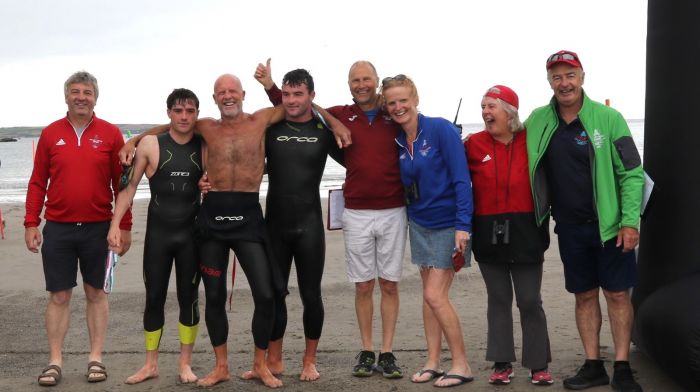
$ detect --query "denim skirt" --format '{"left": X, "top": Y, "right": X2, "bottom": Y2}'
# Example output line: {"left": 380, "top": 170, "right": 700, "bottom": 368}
{"left": 408, "top": 220, "right": 457, "bottom": 269}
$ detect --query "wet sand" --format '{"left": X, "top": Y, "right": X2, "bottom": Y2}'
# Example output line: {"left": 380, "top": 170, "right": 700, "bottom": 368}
{"left": 0, "top": 200, "right": 681, "bottom": 391}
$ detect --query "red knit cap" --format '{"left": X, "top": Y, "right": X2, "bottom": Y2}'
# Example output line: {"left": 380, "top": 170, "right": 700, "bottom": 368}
{"left": 484, "top": 85, "right": 519, "bottom": 109}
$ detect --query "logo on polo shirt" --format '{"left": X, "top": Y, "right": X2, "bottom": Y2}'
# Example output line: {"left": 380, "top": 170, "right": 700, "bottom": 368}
{"left": 574, "top": 131, "right": 589, "bottom": 146}
{"left": 348, "top": 115, "right": 358, "bottom": 122}
{"left": 481, "top": 154, "right": 492, "bottom": 163}
{"left": 56, "top": 139, "right": 66, "bottom": 146}
{"left": 89, "top": 135, "right": 103, "bottom": 149}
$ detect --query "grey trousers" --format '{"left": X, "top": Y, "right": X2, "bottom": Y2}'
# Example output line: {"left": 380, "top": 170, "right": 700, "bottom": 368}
{"left": 478, "top": 262, "right": 551, "bottom": 370}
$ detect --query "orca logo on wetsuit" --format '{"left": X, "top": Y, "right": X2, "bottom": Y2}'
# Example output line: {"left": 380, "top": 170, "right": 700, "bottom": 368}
{"left": 215, "top": 216, "right": 244, "bottom": 221}
{"left": 170, "top": 172, "right": 191, "bottom": 176}
{"left": 276, "top": 136, "right": 319, "bottom": 143}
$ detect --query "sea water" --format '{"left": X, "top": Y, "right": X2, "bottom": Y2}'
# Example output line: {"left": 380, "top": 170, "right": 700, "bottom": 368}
{"left": 0, "top": 120, "right": 645, "bottom": 204}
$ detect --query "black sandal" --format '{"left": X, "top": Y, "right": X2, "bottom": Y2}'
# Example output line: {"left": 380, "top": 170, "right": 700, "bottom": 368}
{"left": 412, "top": 369, "right": 445, "bottom": 383}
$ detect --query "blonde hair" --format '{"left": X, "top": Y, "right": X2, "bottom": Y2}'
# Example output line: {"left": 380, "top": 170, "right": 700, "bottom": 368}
{"left": 380, "top": 74, "right": 418, "bottom": 98}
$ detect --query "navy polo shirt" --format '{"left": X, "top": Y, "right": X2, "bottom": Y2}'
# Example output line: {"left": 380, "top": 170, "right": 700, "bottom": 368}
{"left": 543, "top": 115, "right": 597, "bottom": 224}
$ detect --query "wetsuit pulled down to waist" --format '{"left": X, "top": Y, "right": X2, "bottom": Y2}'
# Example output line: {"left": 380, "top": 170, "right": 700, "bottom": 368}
{"left": 196, "top": 191, "right": 266, "bottom": 242}
{"left": 197, "top": 191, "right": 285, "bottom": 293}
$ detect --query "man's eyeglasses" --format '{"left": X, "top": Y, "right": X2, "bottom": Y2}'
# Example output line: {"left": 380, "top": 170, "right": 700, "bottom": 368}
{"left": 381, "top": 74, "right": 408, "bottom": 86}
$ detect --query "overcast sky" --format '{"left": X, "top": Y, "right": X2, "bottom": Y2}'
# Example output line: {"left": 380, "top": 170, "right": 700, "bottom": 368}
{"left": 0, "top": 0, "right": 647, "bottom": 128}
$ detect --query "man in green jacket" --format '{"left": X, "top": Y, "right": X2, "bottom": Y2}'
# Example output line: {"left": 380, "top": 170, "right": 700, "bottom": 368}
{"left": 525, "top": 50, "right": 644, "bottom": 392}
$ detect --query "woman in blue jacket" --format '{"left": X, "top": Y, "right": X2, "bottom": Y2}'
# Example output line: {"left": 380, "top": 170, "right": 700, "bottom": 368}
{"left": 381, "top": 74, "right": 474, "bottom": 387}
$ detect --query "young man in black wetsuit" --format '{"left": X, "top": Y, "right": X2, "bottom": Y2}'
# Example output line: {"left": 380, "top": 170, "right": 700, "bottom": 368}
{"left": 108, "top": 88, "right": 202, "bottom": 384}
{"left": 243, "top": 69, "right": 343, "bottom": 381}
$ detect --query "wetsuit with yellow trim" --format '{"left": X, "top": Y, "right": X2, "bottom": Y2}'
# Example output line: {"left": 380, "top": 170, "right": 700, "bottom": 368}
{"left": 142, "top": 132, "right": 202, "bottom": 349}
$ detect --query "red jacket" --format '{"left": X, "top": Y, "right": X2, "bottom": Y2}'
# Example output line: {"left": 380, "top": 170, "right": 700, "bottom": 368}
{"left": 465, "top": 130, "right": 534, "bottom": 215}
{"left": 464, "top": 129, "right": 547, "bottom": 263}
{"left": 266, "top": 86, "right": 404, "bottom": 209}
{"left": 24, "top": 114, "right": 132, "bottom": 230}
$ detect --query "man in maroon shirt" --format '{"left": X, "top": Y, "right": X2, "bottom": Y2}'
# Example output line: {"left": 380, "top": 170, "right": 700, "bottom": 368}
{"left": 25, "top": 71, "right": 132, "bottom": 386}
{"left": 255, "top": 59, "right": 407, "bottom": 379}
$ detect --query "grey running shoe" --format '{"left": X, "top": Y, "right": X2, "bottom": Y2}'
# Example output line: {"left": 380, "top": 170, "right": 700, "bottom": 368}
{"left": 611, "top": 361, "right": 642, "bottom": 392}
{"left": 376, "top": 352, "right": 403, "bottom": 379}
{"left": 563, "top": 359, "right": 610, "bottom": 390}
{"left": 352, "top": 350, "right": 375, "bottom": 377}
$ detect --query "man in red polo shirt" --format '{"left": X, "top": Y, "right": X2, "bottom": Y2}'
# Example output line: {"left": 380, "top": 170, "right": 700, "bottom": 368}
{"left": 25, "top": 71, "right": 132, "bottom": 386}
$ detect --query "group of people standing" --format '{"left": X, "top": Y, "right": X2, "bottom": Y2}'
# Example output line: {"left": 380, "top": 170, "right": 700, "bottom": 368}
{"left": 24, "top": 49, "right": 644, "bottom": 392}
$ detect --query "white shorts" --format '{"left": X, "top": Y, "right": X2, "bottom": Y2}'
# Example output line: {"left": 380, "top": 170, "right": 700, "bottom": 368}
{"left": 342, "top": 207, "right": 408, "bottom": 282}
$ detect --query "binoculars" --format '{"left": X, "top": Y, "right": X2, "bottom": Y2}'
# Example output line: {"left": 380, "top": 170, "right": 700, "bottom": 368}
{"left": 491, "top": 219, "right": 510, "bottom": 245}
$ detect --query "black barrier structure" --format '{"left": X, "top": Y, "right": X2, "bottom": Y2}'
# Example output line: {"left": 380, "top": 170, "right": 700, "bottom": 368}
{"left": 633, "top": 1, "right": 700, "bottom": 390}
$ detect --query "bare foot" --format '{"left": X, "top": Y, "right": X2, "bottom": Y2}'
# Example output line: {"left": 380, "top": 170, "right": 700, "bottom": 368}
{"left": 178, "top": 364, "right": 197, "bottom": 384}
{"left": 125, "top": 365, "right": 158, "bottom": 384}
{"left": 242, "top": 365, "right": 283, "bottom": 388}
{"left": 267, "top": 358, "right": 284, "bottom": 375}
{"left": 299, "top": 361, "right": 320, "bottom": 381}
{"left": 124, "top": 366, "right": 158, "bottom": 384}
{"left": 240, "top": 364, "right": 282, "bottom": 380}
{"left": 240, "top": 369, "right": 259, "bottom": 380}
{"left": 256, "top": 364, "right": 283, "bottom": 388}
{"left": 197, "top": 365, "right": 230, "bottom": 387}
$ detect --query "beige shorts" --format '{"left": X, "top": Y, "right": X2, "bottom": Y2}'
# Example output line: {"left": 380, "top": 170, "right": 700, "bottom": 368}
{"left": 342, "top": 207, "right": 408, "bottom": 282}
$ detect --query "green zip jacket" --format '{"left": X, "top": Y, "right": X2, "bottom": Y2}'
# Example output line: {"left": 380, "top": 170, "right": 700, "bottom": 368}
{"left": 525, "top": 91, "right": 643, "bottom": 242}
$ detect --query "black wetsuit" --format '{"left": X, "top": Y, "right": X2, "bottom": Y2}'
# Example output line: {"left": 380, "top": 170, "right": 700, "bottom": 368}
{"left": 197, "top": 192, "right": 285, "bottom": 349}
{"left": 265, "top": 119, "right": 343, "bottom": 341}
{"left": 143, "top": 133, "right": 202, "bottom": 333}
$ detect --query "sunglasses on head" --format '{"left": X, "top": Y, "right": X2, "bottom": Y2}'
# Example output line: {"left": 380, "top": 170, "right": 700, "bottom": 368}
{"left": 381, "top": 74, "right": 408, "bottom": 86}
{"left": 547, "top": 52, "right": 579, "bottom": 64}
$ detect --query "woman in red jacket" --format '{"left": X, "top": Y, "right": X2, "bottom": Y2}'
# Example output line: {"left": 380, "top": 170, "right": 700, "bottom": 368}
{"left": 464, "top": 85, "right": 553, "bottom": 386}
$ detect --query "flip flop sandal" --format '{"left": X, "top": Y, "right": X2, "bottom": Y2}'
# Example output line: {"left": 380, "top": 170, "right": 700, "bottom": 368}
{"left": 434, "top": 373, "right": 475, "bottom": 388}
{"left": 86, "top": 361, "right": 108, "bottom": 383}
{"left": 38, "top": 365, "right": 62, "bottom": 386}
{"left": 411, "top": 369, "right": 445, "bottom": 383}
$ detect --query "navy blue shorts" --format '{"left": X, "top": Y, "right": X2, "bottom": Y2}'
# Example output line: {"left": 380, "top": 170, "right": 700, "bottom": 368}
{"left": 41, "top": 221, "right": 110, "bottom": 292}
{"left": 554, "top": 222, "right": 638, "bottom": 293}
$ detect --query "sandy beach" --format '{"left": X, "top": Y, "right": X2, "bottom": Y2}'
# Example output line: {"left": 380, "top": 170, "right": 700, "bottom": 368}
{"left": 0, "top": 199, "right": 682, "bottom": 391}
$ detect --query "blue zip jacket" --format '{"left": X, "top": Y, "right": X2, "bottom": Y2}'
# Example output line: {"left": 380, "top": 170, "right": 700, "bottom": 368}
{"left": 395, "top": 114, "right": 473, "bottom": 231}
